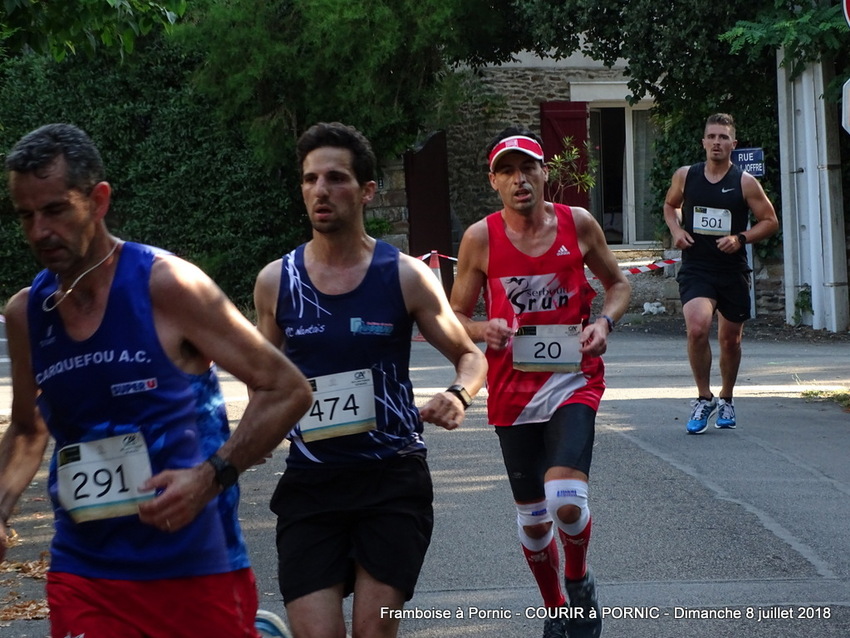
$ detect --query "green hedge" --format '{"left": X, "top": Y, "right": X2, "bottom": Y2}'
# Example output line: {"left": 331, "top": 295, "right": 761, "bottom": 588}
{"left": 0, "top": 38, "right": 308, "bottom": 309}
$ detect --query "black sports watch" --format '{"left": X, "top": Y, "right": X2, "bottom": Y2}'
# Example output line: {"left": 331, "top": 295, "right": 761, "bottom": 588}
{"left": 446, "top": 384, "right": 472, "bottom": 409}
{"left": 736, "top": 233, "right": 747, "bottom": 248}
{"left": 206, "top": 453, "right": 239, "bottom": 490}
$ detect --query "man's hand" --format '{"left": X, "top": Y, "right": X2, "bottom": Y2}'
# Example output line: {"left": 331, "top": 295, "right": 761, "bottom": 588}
{"left": 419, "top": 393, "right": 467, "bottom": 431}
{"left": 716, "top": 234, "right": 742, "bottom": 254}
{"left": 137, "top": 464, "right": 219, "bottom": 533}
{"left": 670, "top": 227, "right": 694, "bottom": 250}
{"left": 579, "top": 321, "right": 609, "bottom": 357}
{"left": 483, "top": 318, "right": 514, "bottom": 351}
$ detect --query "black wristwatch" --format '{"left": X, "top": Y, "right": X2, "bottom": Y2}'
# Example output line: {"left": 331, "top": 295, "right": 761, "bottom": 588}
{"left": 446, "top": 384, "right": 472, "bottom": 409}
{"left": 736, "top": 233, "right": 747, "bottom": 248}
{"left": 206, "top": 453, "right": 239, "bottom": 490}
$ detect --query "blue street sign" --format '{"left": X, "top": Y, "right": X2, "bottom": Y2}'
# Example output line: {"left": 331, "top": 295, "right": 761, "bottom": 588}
{"left": 732, "top": 147, "right": 764, "bottom": 177}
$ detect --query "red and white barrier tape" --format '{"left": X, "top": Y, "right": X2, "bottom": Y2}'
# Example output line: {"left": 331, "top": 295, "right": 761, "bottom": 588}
{"left": 419, "top": 251, "right": 679, "bottom": 276}
{"left": 417, "top": 251, "right": 457, "bottom": 263}
{"left": 619, "top": 258, "right": 680, "bottom": 275}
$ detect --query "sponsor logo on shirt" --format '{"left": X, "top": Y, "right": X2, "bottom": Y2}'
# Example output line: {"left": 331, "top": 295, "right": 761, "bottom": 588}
{"left": 111, "top": 378, "right": 158, "bottom": 397}
{"left": 350, "top": 318, "right": 394, "bottom": 336}
{"left": 501, "top": 274, "right": 574, "bottom": 315}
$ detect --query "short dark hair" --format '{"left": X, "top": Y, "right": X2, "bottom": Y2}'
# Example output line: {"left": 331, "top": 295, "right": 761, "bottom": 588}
{"left": 485, "top": 126, "right": 544, "bottom": 160}
{"left": 705, "top": 113, "right": 736, "bottom": 133}
{"left": 4, "top": 123, "right": 105, "bottom": 194}
{"left": 296, "top": 122, "right": 376, "bottom": 185}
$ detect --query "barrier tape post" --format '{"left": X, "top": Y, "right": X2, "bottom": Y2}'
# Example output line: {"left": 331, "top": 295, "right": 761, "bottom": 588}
{"left": 427, "top": 250, "right": 441, "bottom": 284}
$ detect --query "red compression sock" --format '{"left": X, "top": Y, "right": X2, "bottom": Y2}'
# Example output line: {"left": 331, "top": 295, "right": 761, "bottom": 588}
{"left": 559, "top": 516, "right": 592, "bottom": 581}
{"left": 521, "top": 536, "right": 566, "bottom": 608}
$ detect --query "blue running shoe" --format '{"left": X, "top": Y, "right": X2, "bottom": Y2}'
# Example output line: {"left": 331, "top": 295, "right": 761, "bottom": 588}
{"left": 564, "top": 567, "right": 602, "bottom": 638}
{"left": 686, "top": 397, "right": 717, "bottom": 434}
{"left": 255, "top": 609, "right": 293, "bottom": 638}
{"left": 715, "top": 398, "right": 736, "bottom": 429}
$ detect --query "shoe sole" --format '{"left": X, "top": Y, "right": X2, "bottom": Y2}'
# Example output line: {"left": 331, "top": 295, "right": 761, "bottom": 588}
{"left": 715, "top": 422, "right": 736, "bottom": 429}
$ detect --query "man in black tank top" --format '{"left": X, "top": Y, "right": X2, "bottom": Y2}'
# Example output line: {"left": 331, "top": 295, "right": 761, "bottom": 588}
{"left": 663, "top": 113, "right": 778, "bottom": 435}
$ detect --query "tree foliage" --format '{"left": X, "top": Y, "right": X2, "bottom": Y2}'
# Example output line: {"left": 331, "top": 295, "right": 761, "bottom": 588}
{"left": 512, "top": 0, "right": 791, "bottom": 251}
{"left": 0, "top": 39, "right": 303, "bottom": 307}
{"left": 720, "top": 0, "right": 848, "bottom": 92}
{"left": 514, "top": 0, "right": 776, "bottom": 114}
{"left": 174, "top": 0, "right": 534, "bottom": 170}
{"left": 1, "top": 0, "right": 187, "bottom": 60}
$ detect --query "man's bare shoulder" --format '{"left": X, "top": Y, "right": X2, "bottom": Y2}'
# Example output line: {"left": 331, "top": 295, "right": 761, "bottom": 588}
{"left": 149, "top": 253, "right": 222, "bottom": 306}
{"left": 3, "top": 287, "right": 32, "bottom": 325}
{"left": 462, "top": 217, "right": 490, "bottom": 244}
{"left": 740, "top": 170, "right": 767, "bottom": 192}
{"left": 398, "top": 251, "right": 431, "bottom": 278}
{"left": 567, "top": 205, "right": 594, "bottom": 221}
{"left": 256, "top": 258, "right": 284, "bottom": 285}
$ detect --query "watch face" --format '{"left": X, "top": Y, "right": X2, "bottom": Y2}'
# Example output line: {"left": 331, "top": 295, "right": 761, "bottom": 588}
{"left": 208, "top": 454, "right": 239, "bottom": 488}
{"left": 219, "top": 465, "right": 239, "bottom": 488}
{"left": 448, "top": 385, "right": 471, "bottom": 408}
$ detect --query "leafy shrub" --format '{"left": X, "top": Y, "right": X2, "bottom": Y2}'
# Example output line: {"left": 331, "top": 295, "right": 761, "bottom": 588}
{"left": 0, "top": 38, "right": 307, "bottom": 308}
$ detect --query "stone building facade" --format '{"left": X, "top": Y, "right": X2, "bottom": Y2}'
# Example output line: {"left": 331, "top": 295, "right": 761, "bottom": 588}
{"left": 368, "top": 52, "right": 790, "bottom": 318}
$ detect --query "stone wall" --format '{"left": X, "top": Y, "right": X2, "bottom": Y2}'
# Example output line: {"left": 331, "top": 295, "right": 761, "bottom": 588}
{"left": 368, "top": 158, "right": 408, "bottom": 253}
{"left": 445, "top": 64, "right": 624, "bottom": 230}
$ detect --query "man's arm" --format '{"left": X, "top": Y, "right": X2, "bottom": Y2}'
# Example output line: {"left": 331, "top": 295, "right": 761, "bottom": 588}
{"left": 137, "top": 256, "right": 312, "bottom": 532}
{"left": 574, "top": 207, "right": 632, "bottom": 357}
{"left": 740, "top": 172, "right": 779, "bottom": 244}
{"left": 254, "top": 259, "right": 285, "bottom": 350}
{"left": 663, "top": 166, "right": 694, "bottom": 250}
{"left": 450, "top": 221, "right": 514, "bottom": 351}
{"left": 0, "top": 290, "right": 51, "bottom": 560}
{"left": 400, "top": 253, "right": 487, "bottom": 430}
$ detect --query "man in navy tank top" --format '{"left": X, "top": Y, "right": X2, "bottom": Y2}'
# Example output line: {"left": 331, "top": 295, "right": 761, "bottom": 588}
{"left": 253, "top": 122, "right": 486, "bottom": 638}
{"left": 451, "top": 126, "right": 632, "bottom": 638}
{"left": 0, "top": 123, "right": 312, "bottom": 638}
{"left": 663, "top": 113, "right": 778, "bottom": 435}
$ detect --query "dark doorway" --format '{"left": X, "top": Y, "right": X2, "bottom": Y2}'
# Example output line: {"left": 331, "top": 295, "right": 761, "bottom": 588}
{"left": 404, "top": 131, "right": 454, "bottom": 293}
{"left": 590, "top": 108, "right": 626, "bottom": 244}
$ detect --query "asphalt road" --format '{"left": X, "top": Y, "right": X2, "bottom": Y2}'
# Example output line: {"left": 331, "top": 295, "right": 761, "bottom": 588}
{"left": 1, "top": 322, "right": 849, "bottom": 637}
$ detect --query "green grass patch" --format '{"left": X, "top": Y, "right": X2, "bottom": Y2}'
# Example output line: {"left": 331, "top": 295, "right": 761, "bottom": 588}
{"left": 801, "top": 389, "right": 850, "bottom": 411}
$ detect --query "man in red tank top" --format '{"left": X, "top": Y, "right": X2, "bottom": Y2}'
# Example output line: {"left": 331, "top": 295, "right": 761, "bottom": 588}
{"left": 451, "top": 126, "right": 631, "bottom": 638}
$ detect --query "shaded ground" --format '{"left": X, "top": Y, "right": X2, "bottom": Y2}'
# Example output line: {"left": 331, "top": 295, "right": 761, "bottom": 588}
{"left": 620, "top": 312, "right": 850, "bottom": 344}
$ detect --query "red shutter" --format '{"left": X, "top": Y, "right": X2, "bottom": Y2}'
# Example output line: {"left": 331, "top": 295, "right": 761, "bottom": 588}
{"left": 540, "top": 101, "right": 589, "bottom": 208}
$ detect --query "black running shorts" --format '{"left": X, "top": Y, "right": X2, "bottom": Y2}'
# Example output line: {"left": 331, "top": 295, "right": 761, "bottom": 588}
{"left": 495, "top": 403, "right": 596, "bottom": 503}
{"left": 271, "top": 454, "right": 434, "bottom": 604}
{"left": 677, "top": 265, "right": 751, "bottom": 323}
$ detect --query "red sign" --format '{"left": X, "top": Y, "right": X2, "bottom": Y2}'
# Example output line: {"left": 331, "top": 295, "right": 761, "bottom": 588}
{"left": 846, "top": 0, "right": 850, "bottom": 29}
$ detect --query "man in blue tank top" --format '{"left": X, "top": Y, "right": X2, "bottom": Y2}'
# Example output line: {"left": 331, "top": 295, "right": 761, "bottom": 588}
{"left": 663, "top": 113, "right": 778, "bottom": 434}
{"left": 0, "top": 123, "right": 312, "bottom": 638}
{"left": 254, "top": 122, "right": 487, "bottom": 638}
